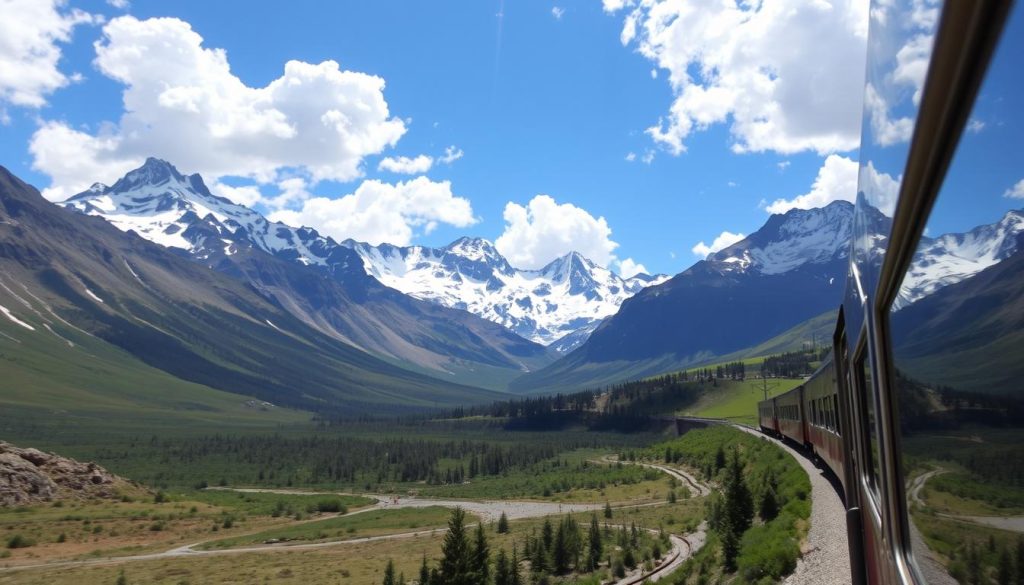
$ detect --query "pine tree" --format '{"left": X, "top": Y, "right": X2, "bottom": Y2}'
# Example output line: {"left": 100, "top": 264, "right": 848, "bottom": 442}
{"left": 382, "top": 559, "right": 396, "bottom": 585}
{"left": 604, "top": 501, "right": 613, "bottom": 519}
{"left": 439, "top": 508, "right": 475, "bottom": 585}
{"left": 419, "top": 555, "right": 431, "bottom": 585}
{"left": 497, "top": 512, "right": 510, "bottom": 534}
{"left": 587, "top": 514, "right": 603, "bottom": 571}
{"left": 720, "top": 449, "right": 754, "bottom": 572}
{"left": 759, "top": 483, "right": 779, "bottom": 521}
{"left": 494, "top": 549, "right": 512, "bottom": 585}
{"left": 511, "top": 544, "right": 523, "bottom": 585}
{"left": 552, "top": 520, "right": 570, "bottom": 574}
{"left": 472, "top": 522, "right": 490, "bottom": 583}
{"left": 999, "top": 545, "right": 1013, "bottom": 585}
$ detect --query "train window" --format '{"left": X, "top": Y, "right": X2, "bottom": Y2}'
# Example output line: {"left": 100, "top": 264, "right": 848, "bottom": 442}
{"left": 856, "top": 349, "right": 882, "bottom": 495}
{"left": 886, "top": 4, "right": 1023, "bottom": 580}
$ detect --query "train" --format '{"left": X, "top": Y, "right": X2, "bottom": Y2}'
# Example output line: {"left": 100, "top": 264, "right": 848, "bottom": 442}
{"left": 756, "top": 2, "right": 1019, "bottom": 584}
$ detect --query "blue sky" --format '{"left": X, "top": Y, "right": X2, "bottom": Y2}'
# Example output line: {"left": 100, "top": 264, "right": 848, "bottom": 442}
{"left": 1, "top": 0, "right": 1020, "bottom": 276}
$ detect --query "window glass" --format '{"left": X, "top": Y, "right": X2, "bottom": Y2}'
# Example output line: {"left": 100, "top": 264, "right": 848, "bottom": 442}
{"left": 888, "top": 5, "right": 1023, "bottom": 581}
{"left": 858, "top": 351, "right": 882, "bottom": 494}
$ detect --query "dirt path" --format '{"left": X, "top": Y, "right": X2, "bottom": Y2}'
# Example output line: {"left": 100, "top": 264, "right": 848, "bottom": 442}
{"left": 594, "top": 456, "right": 712, "bottom": 497}
{"left": 0, "top": 489, "right": 603, "bottom": 574}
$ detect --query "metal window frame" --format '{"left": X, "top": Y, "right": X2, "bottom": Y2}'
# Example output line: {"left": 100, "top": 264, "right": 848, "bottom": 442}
{"left": 865, "top": 2, "right": 1013, "bottom": 583}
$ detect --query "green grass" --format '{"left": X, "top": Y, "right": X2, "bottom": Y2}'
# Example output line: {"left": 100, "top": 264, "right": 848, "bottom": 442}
{"left": 199, "top": 506, "right": 456, "bottom": 549}
{"left": 685, "top": 378, "right": 804, "bottom": 426}
{"left": 188, "top": 490, "right": 375, "bottom": 517}
{"left": 0, "top": 297, "right": 312, "bottom": 440}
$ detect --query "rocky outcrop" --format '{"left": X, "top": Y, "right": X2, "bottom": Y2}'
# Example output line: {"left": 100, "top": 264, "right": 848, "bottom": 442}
{"left": 0, "top": 441, "right": 137, "bottom": 506}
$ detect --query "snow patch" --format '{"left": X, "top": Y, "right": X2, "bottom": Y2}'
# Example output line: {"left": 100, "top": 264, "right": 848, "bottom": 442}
{"left": 0, "top": 304, "right": 35, "bottom": 330}
{"left": 84, "top": 288, "right": 104, "bottom": 303}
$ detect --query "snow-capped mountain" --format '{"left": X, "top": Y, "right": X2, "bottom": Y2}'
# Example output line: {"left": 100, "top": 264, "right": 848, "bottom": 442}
{"left": 64, "top": 157, "right": 354, "bottom": 269}
{"left": 706, "top": 201, "right": 856, "bottom": 275}
{"left": 343, "top": 238, "right": 668, "bottom": 347}
{"left": 895, "top": 209, "right": 1023, "bottom": 309}
{"left": 61, "top": 159, "right": 559, "bottom": 389}
{"left": 64, "top": 158, "right": 664, "bottom": 350}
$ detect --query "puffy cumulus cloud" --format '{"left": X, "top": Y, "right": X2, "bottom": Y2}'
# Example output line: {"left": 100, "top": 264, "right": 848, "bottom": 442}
{"left": 0, "top": 0, "right": 98, "bottom": 109}
{"left": 268, "top": 177, "right": 476, "bottom": 246}
{"left": 552, "top": 7, "right": 565, "bottom": 20}
{"left": 859, "top": 159, "right": 902, "bottom": 216}
{"left": 495, "top": 195, "right": 619, "bottom": 270}
{"left": 863, "top": 1, "right": 938, "bottom": 147}
{"left": 615, "top": 258, "right": 649, "bottom": 279}
{"left": 30, "top": 15, "right": 406, "bottom": 200}
{"left": 691, "top": 231, "right": 745, "bottom": 259}
{"left": 765, "top": 154, "right": 859, "bottom": 214}
{"left": 607, "top": 0, "right": 868, "bottom": 155}
{"left": 1003, "top": 179, "right": 1024, "bottom": 200}
{"left": 378, "top": 155, "right": 433, "bottom": 174}
{"left": 764, "top": 154, "right": 901, "bottom": 216}
{"left": 28, "top": 121, "right": 142, "bottom": 201}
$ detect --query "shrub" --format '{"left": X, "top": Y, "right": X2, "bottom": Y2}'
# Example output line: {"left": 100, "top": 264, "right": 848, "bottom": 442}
{"left": 6, "top": 535, "right": 34, "bottom": 549}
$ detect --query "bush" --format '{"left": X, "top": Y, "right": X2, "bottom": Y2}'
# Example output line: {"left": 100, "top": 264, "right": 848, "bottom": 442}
{"left": 313, "top": 499, "right": 347, "bottom": 514}
{"left": 6, "top": 534, "right": 34, "bottom": 549}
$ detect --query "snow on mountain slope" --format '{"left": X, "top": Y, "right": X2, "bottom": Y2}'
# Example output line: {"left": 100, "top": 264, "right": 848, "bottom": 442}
{"left": 64, "top": 158, "right": 354, "bottom": 269}
{"left": 706, "top": 201, "right": 856, "bottom": 275}
{"left": 895, "top": 209, "right": 1023, "bottom": 309}
{"left": 62, "top": 158, "right": 662, "bottom": 350}
{"left": 343, "top": 238, "right": 668, "bottom": 347}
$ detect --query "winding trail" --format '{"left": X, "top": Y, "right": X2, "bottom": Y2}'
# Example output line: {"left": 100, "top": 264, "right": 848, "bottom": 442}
{"left": 593, "top": 456, "right": 712, "bottom": 497}
{"left": 1, "top": 487, "right": 710, "bottom": 577}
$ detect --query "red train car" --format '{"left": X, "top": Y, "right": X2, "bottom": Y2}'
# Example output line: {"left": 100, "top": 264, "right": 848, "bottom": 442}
{"left": 772, "top": 385, "right": 805, "bottom": 446}
{"left": 802, "top": 360, "right": 845, "bottom": 491}
{"left": 757, "top": 398, "right": 777, "bottom": 435}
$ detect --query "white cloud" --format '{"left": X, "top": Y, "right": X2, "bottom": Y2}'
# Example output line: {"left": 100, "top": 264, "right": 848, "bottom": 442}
{"left": 378, "top": 154, "right": 433, "bottom": 174}
{"left": 640, "top": 150, "right": 654, "bottom": 164}
{"left": 495, "top": 195, "right": 619, "bottom": 270}
{"left": 650, "top": 69, "right": 657, "bottom": 80}
{"left": 439, "top": 145, "right": 464, "bottom": 164}
{"left": 624, "top": 152, "right": 636, "bottom": 162}
{"left": 967, "top": 118, "right": 985, "bottom": 134}
{"left": 727, "top": 181, "right": 737, "bottom": 188}
{"left": 864, "top": 84, "right": 914, "bottom": 147}
{"left": 210, "top": 181, "right": 262, "bottom": 207}
{"left": 1004, "top": 179, "right": 1024, "bottom": 200}
{"left": 552, "top": 7, "right": 565, "bottom": 20}
{"left": 268, "top": 177, "right": 477, "bottom": 246}
{"left": 0, "top": 0, "right": 98, "bottom": 109}
{"left": 106, "top": 0, "right": 129, "bottom": 8}
{"left": 30, "top": 15, "right": 406, "bottom": 200}
{"left": 267, "top": 177, "right": 311, "bottom": 210}
{"left": 616, "top": 258, "right": 648, "bottom": 279}
{"left": 691, "top": 231, "right": 744, "bottom": 259}
{"left": 777, "top": 161, "right": 791, "bottom": 171}
{"left": 764, "top": 154, "right": 901, "bottom": 216}
{"left": 611, "top": 0, "right": 869, "bottom": 155}
{"left": 765, "top": 154, "right": 859, "bottom": 214}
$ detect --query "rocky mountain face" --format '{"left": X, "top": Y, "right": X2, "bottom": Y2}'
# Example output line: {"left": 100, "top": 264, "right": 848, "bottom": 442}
{"left": 1, "top": 164, "right": 506, "bottom": 413}
{"left": 0, "top": 442, "right": 141, "bottom": 506}
{"left": 61, "top": 159, "right": 555, "bottom": 389}
{"left": 343, "top": 238, "right": 667, "bottom": 347}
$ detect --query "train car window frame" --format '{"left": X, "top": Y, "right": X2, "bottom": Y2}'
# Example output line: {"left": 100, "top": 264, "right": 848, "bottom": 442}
{"left": 854, "top": 334, "right": 883, "bottom": 512}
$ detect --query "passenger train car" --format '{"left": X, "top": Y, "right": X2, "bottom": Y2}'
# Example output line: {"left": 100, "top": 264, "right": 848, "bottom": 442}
{"left": 758, "top": 1, "right": 1021, "bottom": 583}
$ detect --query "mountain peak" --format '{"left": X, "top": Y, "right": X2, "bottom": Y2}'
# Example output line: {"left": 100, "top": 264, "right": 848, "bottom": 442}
{"left": 110, "top": 158, "right": 185, "bottom": 192}
{"left": 444, "top": 236, "right": 501, "bottom": 261}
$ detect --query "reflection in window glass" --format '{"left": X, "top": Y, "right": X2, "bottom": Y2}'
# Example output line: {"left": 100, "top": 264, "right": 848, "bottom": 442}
{"left": 858, "top": 354, "right": 882, "bottom": 494}
{"left": 889, "top": 5, "right": 1024, "bottom": 582}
